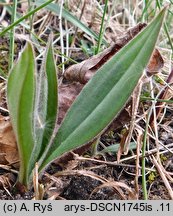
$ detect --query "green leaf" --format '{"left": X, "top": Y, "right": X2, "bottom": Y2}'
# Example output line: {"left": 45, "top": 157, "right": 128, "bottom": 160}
{"left": 40, "top": 37, "right": 58, "bottom": 154}
{"left": 35, "top": 0, "right": 107, "bottom": 45}
{"left": 7, "top": 43, "right": 35, "bottom": 185}
{"left": 23, "top": 38, "right": 58, "bottom": 183}
{"left": 31, "top": 37, "right": 58, "bottom": 165}
{"left": 39, "top": 8, "right": 166, "bottom": 170}
{"left": 99, "top": 142, "right": 137, "bottom": 154}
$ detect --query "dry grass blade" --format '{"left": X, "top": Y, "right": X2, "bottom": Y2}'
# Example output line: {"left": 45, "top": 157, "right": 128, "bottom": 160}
{"left": 44, "top": 172, "right": 63, "bottom": 187}
{"left": 33, "top": 163, "right": 39, "bottom": 200}
{"left": 150, "top": 68, "right": 173, "bottom": 127}
{"left": 0, "top": 0, "right": 172, "bottom": 200}
{"left": 33, "top": 163, "right": 44, "bottom": 200}
{"left": 123, "top": 81, "right": 143, "bottom": 154}
{"left": 53, "top": 168, "right": 136, "bottom": 199}
{"left": 151, "top": 155, "right": 173, "bottom": 200}
{"left": 90, "top": 181, "right": 137, "bottom": 200}
{"left": 0, "top": 107, "right": 9, "bottom": 115}
{"left": 134, "top": 127, "right": 143, "bottom": 198}
{"left": 43, "top": 172, "right": 66, "bottom": 200}
{"left": 54, "top": 169, "right": 108, "bottom": 183}
{"left": 0, "top": 164, "right": 18, "bottom": 174}
{"left": 0, "top": 175, "right": 13, "bottom": 199}
{"left": 73, "top": 144, "right": 173, "bottom": 170}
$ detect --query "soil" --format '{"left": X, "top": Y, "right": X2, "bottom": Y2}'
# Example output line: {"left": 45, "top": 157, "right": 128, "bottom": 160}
{"left": 0, "top": 137, "right": 173, "bottom": 200}
{"left": 1, "top": 73, "right": 173, "bottom": 200}
{"left": 0, "top": 0, "right": 173, "bottom": 200}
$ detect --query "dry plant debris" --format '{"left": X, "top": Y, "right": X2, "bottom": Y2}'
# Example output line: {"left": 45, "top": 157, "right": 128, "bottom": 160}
{"left": 0, "top": 0, "right": 173, "bottom": 200}
{"left": 0, "top": 115, "right": 18, "bottom": 165}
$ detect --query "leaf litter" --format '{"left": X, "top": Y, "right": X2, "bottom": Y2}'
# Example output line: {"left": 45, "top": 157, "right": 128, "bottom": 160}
{"left": 0, "top": 0, "right": 173, "bottom": 200}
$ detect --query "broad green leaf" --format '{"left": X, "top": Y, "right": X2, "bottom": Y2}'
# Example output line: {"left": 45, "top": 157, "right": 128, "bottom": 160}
{"left": 22, "top": 38, "right": 58, "bottom": 183}
{"left": 29, "top": 38, "right": 58, "bottom": 173}
{"left": 7, "top": 44, "right": 35, "bottom": 185}
{"left": 35, "top": 0, "right": 107, "bottom": 45}
{"left": 40, "top": 8, "right": 166, "bottom": 170}
{"left": 42, "top": 38, "right": 58, "bottom": 154}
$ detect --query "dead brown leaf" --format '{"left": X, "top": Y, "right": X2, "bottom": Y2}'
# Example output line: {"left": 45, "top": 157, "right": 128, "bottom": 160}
{"left": 58, "top": 83, "right": 83, "bottom": 125}
{"left": 64, "top": 23, "right": 147, "bottom": 84}
{"left": 64, "top": 29, "right": 163, "bottom": 85}
{"left": 0, "top": 115, "right": 19, "bottom": 165}
{"left": 146, "top": 48, "right": 164, "bottom": 75}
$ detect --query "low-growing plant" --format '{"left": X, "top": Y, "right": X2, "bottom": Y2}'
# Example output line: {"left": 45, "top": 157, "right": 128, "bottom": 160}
{"left": 7, "top": 8, "right": 166, "bottom": 187}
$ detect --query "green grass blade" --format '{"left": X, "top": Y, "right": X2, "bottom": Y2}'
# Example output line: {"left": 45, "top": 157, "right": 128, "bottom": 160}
{"left": 0, "top": 0, "right": 55, "bottom": 37}
{"left": 156, "top": 0, "right": 173, "bottom": 51}
{"left": 142, "top": 112, "right": 150, "bottom": 200}
{"left": 35, "top": 0, "right": 107, "bottom": 45}
{"left": 1, "top": 0, "right": 107, "bottom": 45}
{"left": 99, "top": 142, "right": 137, "bottom": 154}
{"left": 7, "top": 43, "right": 36, "bottom": 185}
{"left": 95, "top": 0, "right": 108, "bottom": 54}
{"left": 9, "top": 0, "right": 17, "bottom": 70}
{"left": 0, "top": 67, "right": 7, "bottom": 79}
{"left": 39, "top": 8, "right": 167, "bottom": 170}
